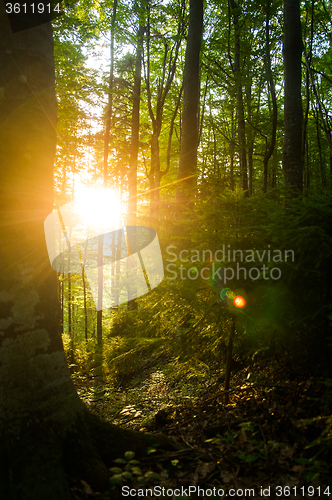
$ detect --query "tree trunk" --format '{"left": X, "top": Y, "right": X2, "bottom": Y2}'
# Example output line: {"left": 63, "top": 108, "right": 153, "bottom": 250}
{"left": 128, "top": 21, "right": 144, "bottom": 310}
{"left": 229, "top": 110, "right": 236, "bottom": 191}
{"left": 128, "top": 22, "right": 144, "bottom": 228}
{"left": 78, "top": 245, "right": 88, "bottom": 343}
{"left": 224, "top": 317, "right": 236, "bottom": 405}
{"left": 176, "top": 0, "right": 203, "bottom": 206}
{"left": 229, "top": 0, "right": 248, "bottom": 195}
{"left": 97, "top": 0, "right": 118, "bottom": 342}
{"left": 103, "top": 0, "right": 117, "bottom": 186}
{"left": 145, "top": 2, "right": 184, "bottom": 214}
{"left": 282, "top": 0, "right": 303, "bottom": 192}
{"left": 0, "top": 12, "right": 171, "bottom": 498}
{"left": 246, "top": 82, "right": 254, "bottom": 195}
{"left": 263, "top": 0, "right": 278, "bottom": 194}
{"left": 150, "top": 128, "right": 161, "bottom": 215}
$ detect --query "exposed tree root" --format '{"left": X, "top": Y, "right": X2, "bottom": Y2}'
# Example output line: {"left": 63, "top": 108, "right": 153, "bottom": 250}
{"left": 0, "top": 408, "right": 176, "bottom": 500}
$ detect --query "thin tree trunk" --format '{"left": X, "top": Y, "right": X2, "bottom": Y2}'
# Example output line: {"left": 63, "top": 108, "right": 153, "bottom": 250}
{"left": 315, "top": 109, "right": 326, "bottom": 187}
{"left": 145, "top": 1, "right": 184, "bottom": 214}
{"left": 246, "top": 82, "right": 254, "bottom": 195}
{"left": 224, "top": 316, "right": 236, "bottom": 405}
{"left": 103, "top": 0, "right": 118, "bottom": 185}
{"left": 263, "top": 0, "right": 278, "bottom": 193}
{"left": 303, "top": 48, "right": 332, "bottom": 158}
{"left": 229, "top": 110, "right": 236, "bottom": 191}
{"left": 165, "top": 85, "right": 183, "bottom": 176}
{"left": 128, "top": 20, "right": 143, "bottom": 310}
{"left": 128, "top": 23, "right": 144, "bottom": 228}
{"left": 61, "top": 273, "right": 64, "bottom": 335}
{"left": 77, "top": 244, "right": 88, "bottom": 343}
{"left": 176, "top": 0, "right": 203, "bottom": 206}
{"left": 97, "top": 0, "right": 117, "bottom": 342}
{"left": 229, "top": 0, "right": 248, "bottom": 195}
{"left": 282, "top": 0, "right": 303, "bottom": 192}
{"left": 302, "top": 0, "right": 314, "bottom": 194}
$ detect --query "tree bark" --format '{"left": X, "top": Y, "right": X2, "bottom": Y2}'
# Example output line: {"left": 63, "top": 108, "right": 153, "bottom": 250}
{"left": 97, "top": 0, "right": 118, "bottom": 342}
{"left": 224, "top": 317, "right": 236, "bottom": 405}
{"left": 128, "top": 23, "right": 144, "bottom": 228}
{"left": 0, "top": 11, "right": 171, "bottom": 498}
{"left": 229, "top": 0, "right": 248, "bottom": 195}
{"left": 263, "top": 0, "right": 278, "bottom": 193}
{"left": 282, "top": 0, "right": 303, "bottom": 192}
{"left": 128, "top": 20, "right": 144, "bottom": 310}
{"left": 145, "top": 1, "right": 184, "bottom": 214}
{"left": 0, "top": 10, "right": 81, "bottom": 496}
{"left": 176, "top": 0, "right": 203, "bottom": 206}
{"left": 246, "top": 81, "right": 254, "bottom": 195}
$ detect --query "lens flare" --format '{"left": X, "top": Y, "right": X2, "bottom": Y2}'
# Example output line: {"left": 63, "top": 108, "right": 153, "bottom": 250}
{"left": 233, "top": 295, "right": 246, "bottom": 308}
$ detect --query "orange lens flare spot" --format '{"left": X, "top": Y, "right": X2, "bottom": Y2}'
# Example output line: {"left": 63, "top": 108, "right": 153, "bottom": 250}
{"left": 233, "top": 295, "right": 246, "bottom": 308}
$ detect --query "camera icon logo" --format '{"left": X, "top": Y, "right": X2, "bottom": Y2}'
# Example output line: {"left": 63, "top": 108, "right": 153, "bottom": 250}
{"left": 44, "top": 197, "right": 164, "bottom": 311}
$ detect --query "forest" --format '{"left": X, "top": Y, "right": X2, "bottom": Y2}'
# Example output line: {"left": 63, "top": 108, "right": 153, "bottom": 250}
{"left": 1, "top": 0, "right": 332, "bottom": 498}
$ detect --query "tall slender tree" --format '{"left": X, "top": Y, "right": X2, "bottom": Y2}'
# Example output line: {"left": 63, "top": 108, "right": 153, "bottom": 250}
{"left": 97, "top": 0, "right": 117, "bottom": 343}
{"left": 282, "top": 0, "right": 303, "bottom": 191}
{"left": 263, "top": 0, "right": 278, "bottom": 193}
{"left": 128, "top": 11, "right": 144, "bottom": 310}
{"left": 128, "top": 21, "right": 144, "bottom": 228}
{"left": 229, "top": 0, "right": 248, "bottom": 195}
{"left": 144, "top": 0, "right": 185, "bottom": 214}
{"left": 176, "top": 0, "right": 204, "bottom": 206}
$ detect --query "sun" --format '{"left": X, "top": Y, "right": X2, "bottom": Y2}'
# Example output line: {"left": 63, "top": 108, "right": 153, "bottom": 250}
{"left": 73, "top": 185, "right": 122, "bottom": 233}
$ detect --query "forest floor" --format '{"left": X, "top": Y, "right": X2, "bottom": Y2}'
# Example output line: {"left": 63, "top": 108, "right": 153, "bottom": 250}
{"left": 70, "top": 358, "right": 332, "bottom": 500}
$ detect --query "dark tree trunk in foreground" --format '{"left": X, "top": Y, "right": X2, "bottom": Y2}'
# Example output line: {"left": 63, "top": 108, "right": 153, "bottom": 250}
{"left": 176, "top": 0, "right": 203, "bottom": 206}
{"left": 0, "top": 12, "right": 169, "bottom": 499}
{"left": 282, "top": 0, "right": 303, "bottom": 192}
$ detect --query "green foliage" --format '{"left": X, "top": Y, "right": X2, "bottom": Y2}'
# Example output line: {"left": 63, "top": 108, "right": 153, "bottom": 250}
{"left": 61, "top": 188, "right": 332, "bottom": 394}
{"left": 206, "top": 422, "right": 289, "bottom": 465}
{"left": 56, "top": 0, "right": 332, "bottom": 393}
{"left": 109, "top": 451, "right": 160, "bottom": 489}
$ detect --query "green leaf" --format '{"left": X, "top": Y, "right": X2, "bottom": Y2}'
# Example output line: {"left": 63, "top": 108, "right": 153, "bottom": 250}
{"left": 137, "top": 476, "right": 146, "bottom": 486}
{"left": 131, "top": 467, "right": 143, "bottom": 475}
{"left": 113, "top": 458, "right": 127, "bottom": 464}
{"left": 109, "top": 474, "right": 123, "bottom": 485}
{"left": 128, "top": 459, "right": 141, "bottom": 465}
{"left": 109, "top": 467, "right": 123, "bottom": 474}
{"left": 124, "top": 451, "right": 135, "bottom": 460}
{"left": 144, "top": 471, "right": 160, "bottom": 479}
{"left": 122, "top": 472, "right": 133, "bottom": 480}
{"left": 146, "top": 447, "right": 157, "bottom": 455}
